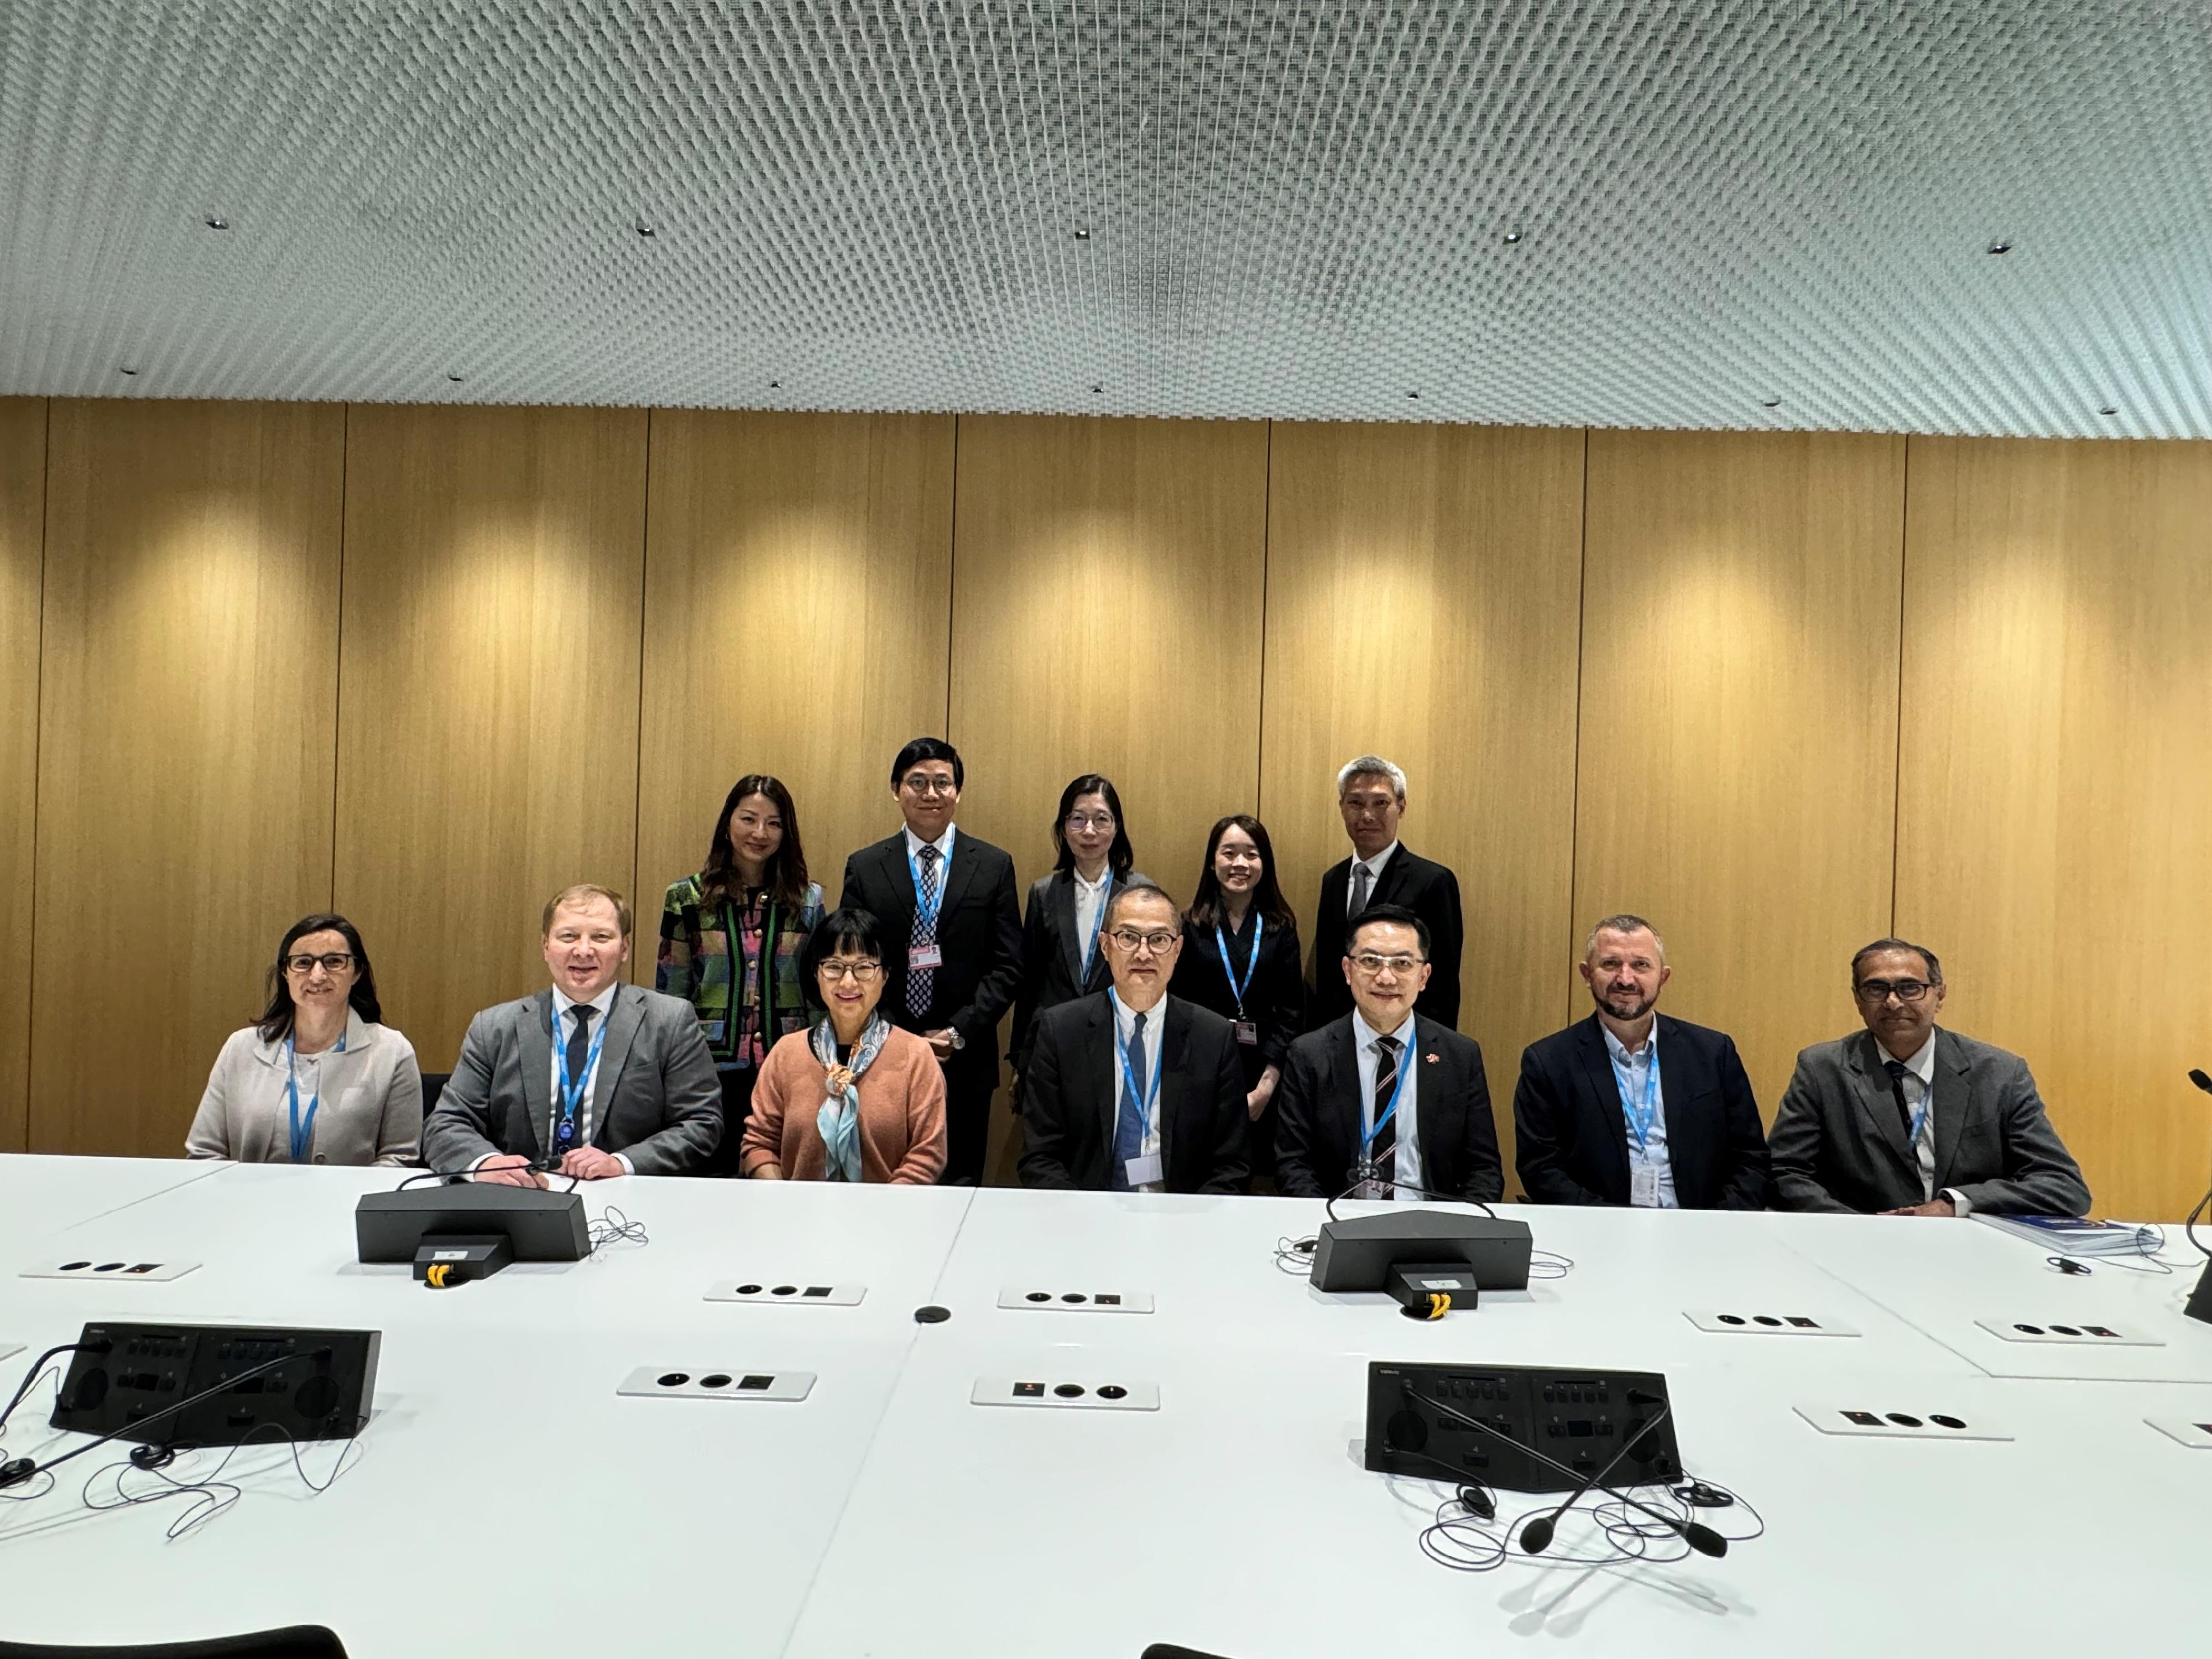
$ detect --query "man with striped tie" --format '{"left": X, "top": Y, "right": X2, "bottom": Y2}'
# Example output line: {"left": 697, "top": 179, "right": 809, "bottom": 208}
{"left": 839, "top": 738, "right": 1023, "bottom": 1185}
{"left": 1274, "top": 905, "right": 1503, "bottom": 1203}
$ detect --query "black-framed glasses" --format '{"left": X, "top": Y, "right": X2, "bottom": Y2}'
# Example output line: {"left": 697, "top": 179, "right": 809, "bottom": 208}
{"left": 1108, "top": 928, "right": 1178, "bottom": 956}
{"left": 900, "top": 774, "right": 958, "bottom": 796}
{"left": 283, "top": 952, "right": 356, "bottom": 977}
{"left": 818, "top": 959, "right": 884, "bottom": 983}
{"left": 1854, "top": 978, "right": 1932, "bottom": 1004}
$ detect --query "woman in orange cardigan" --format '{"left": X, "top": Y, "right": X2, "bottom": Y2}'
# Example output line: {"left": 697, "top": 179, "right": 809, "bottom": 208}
{"left": 742, "top": 909, "right": 948, "bottom": 1183}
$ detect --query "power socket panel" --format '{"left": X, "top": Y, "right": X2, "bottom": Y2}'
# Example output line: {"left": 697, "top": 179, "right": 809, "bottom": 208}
{"left": 1684, "top": 1309, "right": 1860, "bottom": 1338}
{"left": 703, "top": 1281, "right": 865, "bottom": 1307}
{"left": 21, "top": 1258, "right": 200, "bottom": 1283}
{"left": 996, "top": 1287, "right": 1155, "bottom": 1314}
{"left": 1794, "top": 1402, "right": 2012, "bottom": 1442}
{"left": 2145, "top": 1417, "right": 2212, "bottom": 1449}
{"left": 1976, "top": 1317, "right": 2162, "bottom": 1348}
{"left": 617, "top": 1366, "right": 815, "bottom": 1402}
{"left": 971, "top": 1378, "right": 1160, "bottom": 1411}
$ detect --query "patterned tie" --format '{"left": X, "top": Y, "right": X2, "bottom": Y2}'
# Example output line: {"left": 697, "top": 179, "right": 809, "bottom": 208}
{"left": 1369, "top": 1033, "right": 1401, "bottom": 1173}
{"left": 560, "top": 1004, "right": 594, "bottom": 1151}
{"left": 1349, "top": 859, "right": 1373, "bottom": 919}
{"left": 1110, "top": 1011, "right": 1150, "bottom": 1191}
{"left": 1882, "top": 1060, "right": 1916, "bottom": 1139}
{"left": 906, "top": 844, "right": 941, "bottom": 1019}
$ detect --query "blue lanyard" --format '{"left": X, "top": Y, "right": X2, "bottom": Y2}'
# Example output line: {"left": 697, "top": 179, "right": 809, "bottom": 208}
{"left": 552, "top": 1004, "right": 612, "bottom": 1149}
{"left": 906, "top": 830, "right": 954, "bottom": 932}
{"left": 1109, "top": 992, "right": 1164, "bottom": 1133}
{"left": 1906, "top": 1094, "right": 1929, "bottom": 1157}
{"left": 1213, "top": 914, "right": 1264, "bottom": 1014}
{"left": 1360, "top": 1031, "right": 1413, "bottom": 1154}
{"left": 1608, "top": 1042, "right": 1662, "bottom": 1154}
{"left": 1079, "top": 876, "right": 1110, "bottom": 977}
{"left": 284, "top": 1032, "right": 344, "bottom": 1164}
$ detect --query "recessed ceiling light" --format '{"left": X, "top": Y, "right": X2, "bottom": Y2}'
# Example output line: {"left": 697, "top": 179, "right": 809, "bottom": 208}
{"left": 1406, "top": 390, "right": 1421, "bottom": 400}
{"left": 446, "top": 373, "right": 465, "bottom": 383}
{"left": 1091, "top": 383, "right": 1104, "bottom": 393}
{"left": 1073, "top": 228, "right": 1091, "bottom": 241}
{"left": 769, "top": 379, "right": 781, "bottom": 389}
{"left": 203, "top": 216, "right": 229, "bottom": 231}
{"left": 2098, "top": 404, "right": 2119, "bottom": 415}
{"left": 1987, "top": 239, "right": 2013, "bottom": 254}
{"left": 1502, "top": 229, "right": 1524, "bottom": 245}
{"left": 1760, "top": 398, "right": 1782, "bottom": 408}
{"left": 119, "top": 366, "right": 139, "bottom": 376}
{"left": 635, "top": 221, "right": 656, "bottom": 238}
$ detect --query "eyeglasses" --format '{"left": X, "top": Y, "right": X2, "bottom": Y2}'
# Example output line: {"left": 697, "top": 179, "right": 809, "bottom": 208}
{"left": 1349, "top": 952, "right": 1424, "bottom": 975}
{"left": 1108, "top": 929, "right": 1179, "bottom": 956}
{"left": 283, "top": 952, "right": 356, "bottom": 977}
{"left": 900, "top": 775, "right": 958, "bottom": 796}
{"left": 1063, "top": 813, "right": 1117, "bottom": 833}
{"left": 1854, "top": 978, "right": 1932, "bottom": 1004}
{"left": 818, "top": 959, "right": 884, "bottom": 983}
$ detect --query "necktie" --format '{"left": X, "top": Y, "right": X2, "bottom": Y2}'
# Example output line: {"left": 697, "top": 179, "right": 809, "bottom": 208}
{"left": 561, "top": 1004, "right": 595, "bottom": 1150}
{"left": 1882, "top": 1059, "right": 1916, "bottom": 1140}
{"left": 1111, "top": 1011, "right": 1150, "bottom": 1191}
{"left": 1369, "top": 1034, "right": 1401, "bottom": 1173}
{"left": 907, "top": 844, "right": 941, "bottom": 1019}
{"left": 1349, "top": 860, "right": 1373, "bottom": 919}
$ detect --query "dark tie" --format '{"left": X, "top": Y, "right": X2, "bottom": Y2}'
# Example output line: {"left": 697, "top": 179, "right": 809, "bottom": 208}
{"left": 560, "top": 1004, "right": 595, "bottom": 1150}
{"left": 1369, "top": 1034, "right": 1401, "bottom": 1170}
{"left": 1882, "top": 1059, "right": 1915, "bottom": 1139}
{"left": 907, "top": 844, "right": 941, "bottom": 1019}
{"left": 1110, "top": 1011, "right": 1150, "bottom": 1191}
{"left": 1350, "top": 860, "right": 1372, "bottom": 919}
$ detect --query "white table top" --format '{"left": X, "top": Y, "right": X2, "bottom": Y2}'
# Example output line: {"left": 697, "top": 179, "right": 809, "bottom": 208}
{"left": 0, "top": 1154, "right": 228, "bottom": 1259}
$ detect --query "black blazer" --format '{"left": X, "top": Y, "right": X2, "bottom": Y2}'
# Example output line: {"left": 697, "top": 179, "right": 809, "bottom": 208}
{"left": 1007, "top": 868, "right": 1149, "bottom": 1076}
{"left": 1310, "top": 845, "right": 1464, "bottom": 1029}
{"left": 1168, "top": 909, "right": 1305, "bottom": 1090}
{"left": 839, "top": 830, "right": 1024, "bottom": 1090}
{"left": 1274, "top": 1014, "right": 1503, "bottom": 1202}
{"left": 1016, "top": 992, "right": 1250, "bottom": 1193}
{"left": 1512, "top": 1014, "right": 1771, "bottom": 1210}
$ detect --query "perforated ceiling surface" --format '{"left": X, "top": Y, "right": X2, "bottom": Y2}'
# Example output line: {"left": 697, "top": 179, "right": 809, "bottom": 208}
{"left": 3, "top": 1, "right": 2209, "bottom": 436}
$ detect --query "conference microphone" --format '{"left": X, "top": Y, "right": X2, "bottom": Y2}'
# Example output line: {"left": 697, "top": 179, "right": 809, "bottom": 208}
{"left": 1519, "top": 1397, "right": 1675, "bottom": 1556}
{"left": 2189, "top": 1068, "right": 2212, "bottom": 1096}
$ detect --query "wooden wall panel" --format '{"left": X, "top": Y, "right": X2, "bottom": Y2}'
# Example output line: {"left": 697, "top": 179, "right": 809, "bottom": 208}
{"left": 1574, "top": 430, "right": 1906, "bottom": 1117}
{"left": 1897, "top": 437, "right": 2212, "bottom": 1220}
{"left": 334, "top": 405, "right": 648, "bottom": 1075}
{"left": 1259, "top": 422, "right": 1586, "bottom": 1179}
{"left": 948, "top": 415, "right": 1270, "bottom": 1175}
{"left": 31, "top": 400, "right": 343, "bottom": 1155}
{"left": 635, "top": 410, "right": 954, "bottom": 942}
{"left": 0, "top": 399, "right": 46, "bottom": 1152}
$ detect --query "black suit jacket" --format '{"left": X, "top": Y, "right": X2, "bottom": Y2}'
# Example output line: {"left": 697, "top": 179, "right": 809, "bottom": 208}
{"left": 1512, "top": 1014, "right": 1771, "bottom": 1209}
{"left": 1007, "top": 868, "right": 1150, "bottom": 1076}
{"left": 1016, "top": 993, "right": 1250, "bottom": 1193}
{"left": 839, "top": 830, "right": 1024, "bottom": 1091}
{"left": 1168, "top": 910, "right": 1306, "bottom": 1089}
{"left": 1274, "top": 1014, "right": 1503, "bottom": 1202}
{"left": 1310, "top": 845, "right": 1464, "bottom": 1029}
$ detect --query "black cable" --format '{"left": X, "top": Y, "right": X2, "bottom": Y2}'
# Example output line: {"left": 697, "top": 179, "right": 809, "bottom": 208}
{"left": 1326, "top": 1178, "right": 1497, "bottom": 1226}
{"left": 1, "top": 1350, "right": 310, "bottom": 1489}
{"left": 587, "top": 1205, "right": 648, "bottom": 1253}
{"left": 2186, "top": 1190, "right": 2211, "bottom": 1261}
{"left": 80, "top": 1419, "right": 362, "bottom": 1541}
{"left": 0, "top": 1343, "right": 103, "bottom": 1440}
{"left": 1409, "top": 1471, "right": 1765, "bottom": 1575}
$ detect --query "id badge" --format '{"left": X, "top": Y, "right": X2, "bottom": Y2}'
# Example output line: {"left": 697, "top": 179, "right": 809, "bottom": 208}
{"left": 908, "top": 942, "right": 943, "bottom": 970}
{"left": 1124, "top": 1152, "right": 1164, "bottom": 1188}
{"left": 1233, "top": 1019, "right": 1259, "bottom": 1046}
{"left": 1630, "top": 1162, "right": 1660, "bottom": 1207}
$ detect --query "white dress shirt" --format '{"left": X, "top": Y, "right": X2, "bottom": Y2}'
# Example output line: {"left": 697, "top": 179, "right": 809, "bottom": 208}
{"left": 1345, "top": 839, "right": 1401, "bottom": 915}
{"left": 1882, "top": 1028, "right": 1970, "bottom": 1213}
{"left": 547, "top": 982, "right": 630, "bottom": 1175}
{"left": 1350, "top": 1008, "right": 1423, "bottom": 1199}
{"left": 1602, "top": 1020, "right": 1677, "bottom": 1209}
{"left": 903, "top": 822, "right": 957, "bottom": 869}
{"left": 1109, "top": 990, "right": 1165, "bottom": 1192}
{"left": 1072, "top": 867, "right": 1112, "bottom": 972}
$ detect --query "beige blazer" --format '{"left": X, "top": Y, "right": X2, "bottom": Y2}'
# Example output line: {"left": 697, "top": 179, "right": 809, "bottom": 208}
{"left": 187, "top": 1008, "right": 423, "bottom": 1166}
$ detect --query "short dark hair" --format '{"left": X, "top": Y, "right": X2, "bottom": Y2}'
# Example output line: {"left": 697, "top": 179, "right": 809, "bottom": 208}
{"left": 800, "top": 907, "right": 886, "bottom": 999}
{"left": 1851, "top": 937, "right": 1943, "bottom": 987}
{"left": 257, "top": 914, "right": 383, "bottom": 1044}
{"left": 890, "top": 737, "right": 964, "bottom": 791}
{"left": 1347, "top": 902, "right": 1431, "bottom": 960}
{"left": 1051, "top": 774, "right": 1134, "bottom": 878}
{"left": 701, "top": 774, "right": 811, "bottom": 911}
{"left": 1105, "top": 881, "right": 1180, "bottom": 928}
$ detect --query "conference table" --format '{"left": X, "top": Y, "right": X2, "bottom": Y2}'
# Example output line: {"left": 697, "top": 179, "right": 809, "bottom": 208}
{"left": 0, "top": 1157, "right": 2206, "bottom": 1656}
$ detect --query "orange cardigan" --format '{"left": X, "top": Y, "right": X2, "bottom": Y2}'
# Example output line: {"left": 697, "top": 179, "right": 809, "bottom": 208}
{"left": 741, "top": 1025, "right": 948, "bottom": 1184}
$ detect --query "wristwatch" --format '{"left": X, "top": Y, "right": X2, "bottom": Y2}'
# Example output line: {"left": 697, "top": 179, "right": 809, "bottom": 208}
{"left": 946, "top": 1028, "right": 966, "bottom": 1051}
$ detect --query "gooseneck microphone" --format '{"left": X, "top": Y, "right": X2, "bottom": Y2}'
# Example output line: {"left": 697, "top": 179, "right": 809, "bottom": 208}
{"left": 1519, "top": 1396, "right": 1675, "bottom": 1555}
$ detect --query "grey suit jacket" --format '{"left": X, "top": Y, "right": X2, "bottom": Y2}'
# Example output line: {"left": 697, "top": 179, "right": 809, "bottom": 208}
{"left": 421, "top": 984, "right": 723, "bottom": 1176}
{"left": 1768, "top": 1028, "right": 2089, "bottom": 1216}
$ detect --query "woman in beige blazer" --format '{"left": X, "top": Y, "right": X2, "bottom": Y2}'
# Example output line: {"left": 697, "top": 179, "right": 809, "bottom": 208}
{"left": 187, "top": 914, "right": 423, "bottom": 1166}
{"left": 742, "top": 909, "right": 947, "bottom": 1184}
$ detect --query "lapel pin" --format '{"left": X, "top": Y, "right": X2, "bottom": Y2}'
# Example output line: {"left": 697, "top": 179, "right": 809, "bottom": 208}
{"left": 1425, "top": 1052, "right": 1439, "bottom": 1065}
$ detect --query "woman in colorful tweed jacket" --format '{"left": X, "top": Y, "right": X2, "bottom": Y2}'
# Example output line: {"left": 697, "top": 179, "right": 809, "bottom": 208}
{"left": 657, "top": 774, "right": 824, "bottom": 1175}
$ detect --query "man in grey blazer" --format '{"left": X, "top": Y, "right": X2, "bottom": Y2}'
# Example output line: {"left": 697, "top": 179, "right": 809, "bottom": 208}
{"left": 422, "top": 884, "right": 723, "bottom": 1182}
{"left": 1769, "top": 937, "right": 2088, "bottom": 1217}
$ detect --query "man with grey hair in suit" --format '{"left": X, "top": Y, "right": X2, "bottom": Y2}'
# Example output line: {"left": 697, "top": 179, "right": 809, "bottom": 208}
{"left": 1310, "top": 754, "right": 1465, "bottom": 1031}
{"left": 423, "top": 883, "right": 724, "bottom": 1182}
{"left": 1768, "top": 937, "right": 2088, "bottom": 1217}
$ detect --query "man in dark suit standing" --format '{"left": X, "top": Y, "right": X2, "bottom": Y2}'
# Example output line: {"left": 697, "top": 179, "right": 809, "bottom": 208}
{"left": 1019, "top": 883, "right": 1248, "bottom": 1193}
{"left": 1512, "top": 914, "right": 1770, "bottom": 1209}
{"left": 1310, "top": 755, "right": 1464, "bottom": 1030}
{"left": 1276, "top": 905, "right": 1501, "bottom": 1202}
{"left": 1769, "top": 938, "right": 2089, "bottom": 1217}
{"left": 839, "top": 738, "right": 1023, "bottom": 1185}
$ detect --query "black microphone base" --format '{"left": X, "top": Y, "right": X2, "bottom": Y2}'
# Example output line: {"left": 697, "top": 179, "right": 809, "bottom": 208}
{"left": 2187, "top": 1259, "right": 2212, "bottom": 1326}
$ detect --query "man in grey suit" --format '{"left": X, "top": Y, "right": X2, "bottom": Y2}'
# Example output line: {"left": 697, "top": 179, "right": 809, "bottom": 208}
{"left": 1769, "top": 937, "right": 2088, "bottom": 1217}
{"left": 422, "top": 884, "right": 723, "bottom": 1183}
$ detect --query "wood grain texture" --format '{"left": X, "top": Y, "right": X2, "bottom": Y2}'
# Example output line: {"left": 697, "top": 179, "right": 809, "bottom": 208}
{"left": 1259, "top": 421, "right": 1587, "bottom": 1183}
{"left": 1574, "top": 430, "right": 1906, "bottom": 1118}
{"left": 333, "top": 405, "right": 648, "bottom": 1076}
{"left": 0, "top": 399, "right": 45, "bottom": 1152}
{"left": 948, "top": 415, "right": 1270, "bottom": 1177}
{"left": 635, "top": 409, "right": 954, "bottom": 945}
{"left": 32, "top": 400, "right": 344, "bottom": 1155}
{"left": 1897, "top": 436, "right": 2212, "bottom": 1220}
